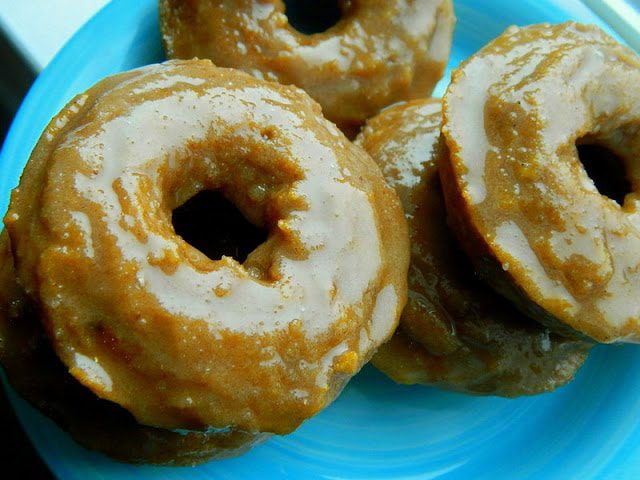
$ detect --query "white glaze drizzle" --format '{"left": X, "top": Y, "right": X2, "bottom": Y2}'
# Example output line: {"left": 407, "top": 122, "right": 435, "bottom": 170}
{"left": 72, "top": 352, "right": 113, "bottom": 393}
{"left": 69, "top": 211, "right": 94, "bottom": 258}
{"left": 62, "top": 67, "right": 385, "bottom": 372}
{"left": 493, "top": 221, "right": 578, "bottom": 314}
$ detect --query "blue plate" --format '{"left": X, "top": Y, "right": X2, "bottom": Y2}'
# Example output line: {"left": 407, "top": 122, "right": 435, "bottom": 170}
{"left": 1, "top": 0, "right": 639, "bottom": 478}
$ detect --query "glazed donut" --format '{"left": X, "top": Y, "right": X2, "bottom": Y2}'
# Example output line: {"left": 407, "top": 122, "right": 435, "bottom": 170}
{"left": 3, "top": 59, "right": 409, "bottom": 456}
{"left": 440, "top": 22, "right": 640, "bottom": 344}
{"left": 0, "top": 233, "right": 263, "bottom": 464}
{"left": 357, "top": 99, "right": 591, "bottom": 396}
{"left": 159, "top": 0, "right": 455, "bottom": 137}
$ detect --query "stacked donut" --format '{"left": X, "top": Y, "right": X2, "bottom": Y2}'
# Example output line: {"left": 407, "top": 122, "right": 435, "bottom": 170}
{"left": 357, "top": 98, "right": 592, "bottom": 396}
{"left": 359, "top": 21, "right": 640, "bottom": 396}
{"left": 1, "top": 0, "right": 639, "bottom": 467}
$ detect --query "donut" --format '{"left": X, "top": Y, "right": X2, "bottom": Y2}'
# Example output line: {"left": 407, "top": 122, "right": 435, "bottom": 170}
{"left": 440, "top": 22, "right": 640, "bottom": 343}
{"left": 357, "top": 98, "right": 592, "bottom": 396}
{"left": 2, "top": 59, "right": 409, "bottom": 459}
{"left": 159, "top": 0, "right": 455, "bottom": 137}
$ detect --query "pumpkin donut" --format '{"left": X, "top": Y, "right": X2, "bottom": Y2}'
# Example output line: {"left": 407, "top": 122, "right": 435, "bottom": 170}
{"left": 357, "top": 98, "right": 591, "bottom": 396}
{"left": 159, "top": 0, "right": 455, "bottom": 137}
{"left": 2, "top": 59, "right": 409, "bottom": 460}
{"left": 440, "top": 22, "right": 640, "bottom": 343}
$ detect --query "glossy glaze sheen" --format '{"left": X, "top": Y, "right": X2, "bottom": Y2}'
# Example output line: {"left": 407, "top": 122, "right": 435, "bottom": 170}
{"left": 159, "top": 0, "right": 454, "bottom": 137}
{"left": 1, "top": 0, "right": 639, "bottom": 478}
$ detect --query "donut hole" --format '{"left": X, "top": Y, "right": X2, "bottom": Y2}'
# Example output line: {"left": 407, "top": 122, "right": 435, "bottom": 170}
{"left": 576, "top": 142, "right": 631, "bottom": 206}
{"left": 284, "top": 0, "right": 342, "bottom": 34}
{"left": 172, "top": 190, "right": 268, "bottom": 263}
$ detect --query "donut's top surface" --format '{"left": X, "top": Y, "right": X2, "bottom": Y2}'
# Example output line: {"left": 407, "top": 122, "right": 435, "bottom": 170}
{"left": 358, "top": 99, "right": 591, "bottom": 396}
{"left": 159, "top": 0, "right": 455, "bottom": 136}
{"left": 3, "top": 60, "right": 409, "bottom": 433}
{"left": 442, "top": 22, "right": 640, "bottom": 343}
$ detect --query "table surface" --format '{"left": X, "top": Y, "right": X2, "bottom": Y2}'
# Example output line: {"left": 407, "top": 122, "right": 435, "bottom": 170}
{"left": 0, "top": 1, "right": 638, "bottom": 479}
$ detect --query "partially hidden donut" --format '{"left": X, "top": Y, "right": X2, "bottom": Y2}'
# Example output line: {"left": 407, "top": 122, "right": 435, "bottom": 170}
{"left": 357, "top": 98, "right": 592, "bottom": 396}
{"left": 159, "top": 0, "right": 455, "bottom": 137}
{"left": 0, "top": 233, "right": 263, "bottom": 464}
{"left": 440, "top": 22, "right": 640, "bottom": 343}
{"left": 2, "top": 59, "right": 409, "bottom": 460}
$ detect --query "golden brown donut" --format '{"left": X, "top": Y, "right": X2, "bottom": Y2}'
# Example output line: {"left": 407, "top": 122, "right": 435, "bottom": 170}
{"left": 159, "top": 0, "right": 455, "bottom": 137}
{"left": 2, "top": 59, "right": 409, "bottom": 460}
{"left": 441, "top": 22, "right": 640, "bottom": 344}
{"left": 357, "top": 98, "right": 592, "bottom": 396}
